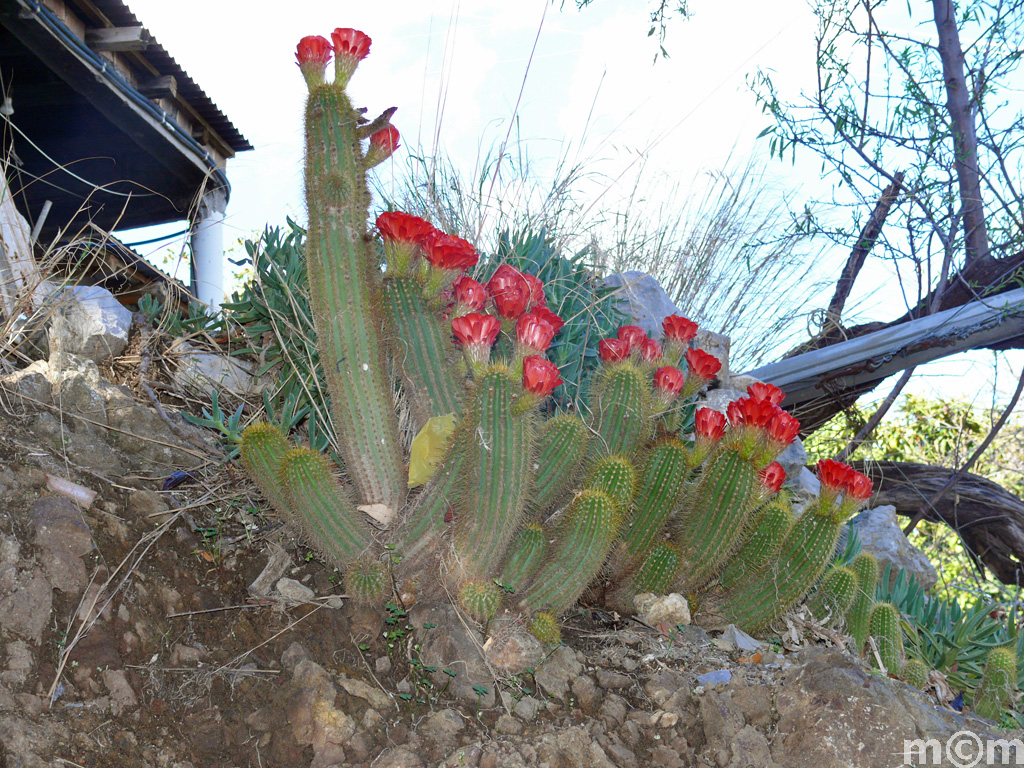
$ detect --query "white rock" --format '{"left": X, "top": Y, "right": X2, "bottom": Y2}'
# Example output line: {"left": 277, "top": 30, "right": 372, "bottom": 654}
{"left": 274, "top": 577, "right": 315, "bottom": 604}
{"left": 699, "top": 387, "right": 745, "bottom": 416}
{"left": 714, "top": 624, "right": 764, "bottom": 653}
{"left": 48, "top": 285, "right": 131, "bottom": 364}
{"left": 634, "top": 592, "right": 691, "bottom": 627}
{"left": 171, "top": 340, "right": 260, "bottom": 399}
{"left": 604, "top": 271, "right": 682, "bottom": 338}
{"left": 851, "top": 505, "right": 939, "bottom": 589}
{"left": 776, "top": 439, "right": 808, "bottom": 484}
{"left": 695, "top": 329, "right": 730, "bottom": 384}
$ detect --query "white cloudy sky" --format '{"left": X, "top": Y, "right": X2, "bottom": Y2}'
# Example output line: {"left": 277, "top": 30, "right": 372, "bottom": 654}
{"left": 117, "top": 0, "right": 1020, "bottom": 401}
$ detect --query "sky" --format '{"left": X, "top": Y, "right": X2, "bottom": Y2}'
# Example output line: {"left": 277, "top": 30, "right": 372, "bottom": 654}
{"left": 116, "top": 0, "right": 1021, "bottom": 406}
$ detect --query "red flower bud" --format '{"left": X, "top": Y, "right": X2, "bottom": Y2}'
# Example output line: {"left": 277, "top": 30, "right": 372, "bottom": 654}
{"left": 759, "top": 462, "right": 787, "bottom": 493}
{"left": 366, "top": 125, "right": 400, "bottom": 167}
{"left": 331, "top": 28, "right": 371, "bottom": 87}
{"left": 695, "top": 407, "right": 726, "bottom": 440}
{"left": 376, "top": 211, "right": 435, "bottom": 244}
{"left": 844, "top": 470, "right": 874, "bottom": 500}
{"left": 817, "top": 459, "right": 854, "bottom": 492}
{"left": 640, "top": 338, "right": 663, "bottom": 362}
{"left": 747, "top": 382, "right": 784, "bottom": 406}
{"left": 767, "top": 409, "right": 800, "bottom": 446}
{"left": 598, "top": 338, "right": 631, "bottom": 363}
{"left": 487, "top": 265, "right": 531, "bottom": 319}
{"left": 296, "top": 35, "right": 332, "bottom": 89}
{"left": 516, "top": 312, "right": 555, "bottom": 353}
{"left": 685, "top": 348, "right": 721, "bottom": 381}
{"left": 522, "top": 355, "right": 562, "bottom": 397}
{"left": 663, "top": 315, "right": 698, "bottom": 343}
{"left": 453, "top": 276, "right": 487, "bottom": 311}
{"left": 530, "top": 304, "right": 565, "bottom": 334}
{"left": 726, "top": 396, "right": 776, "bottom": 429}
{"left": 451, "top": 312, "right": 500, "bottom": 348}
{"left": 523, "top": 274, "right": 545, "bottom": 311}
{"left": 617, "top": 325, "right": 648, "bottom": 352}
{"left": 654, "top": 366, "right": 685, "bottom": 396}
{"left": 423, "top": 231, "right": 478, "bottom": 271}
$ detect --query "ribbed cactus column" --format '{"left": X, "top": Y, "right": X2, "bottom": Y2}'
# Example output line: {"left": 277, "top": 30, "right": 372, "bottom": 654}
{"left": 530, "top": 414, "right": 590, "bottom": 514}
{"left": 717, "top": 494, "right": 793, "bottom": 591}
{"left": 845, "top": 551, "right": 879, "bottom": 654}
{"left": 592, "top": 363, "right": 652, "bottom": 458}
{"left": 239, "top": 423, "right": 292, "bottom": 517}
{"left": 303, "top": 83, "right": 405, "bottom": 511}
{"left": 383, "top": 276, "right": 462, "bottom": 427}
{"left": 452, "top": 367, "right": 534, "bottom": 582}
{"left": 974, "top": 646, "right": 1017, "bottom": 721}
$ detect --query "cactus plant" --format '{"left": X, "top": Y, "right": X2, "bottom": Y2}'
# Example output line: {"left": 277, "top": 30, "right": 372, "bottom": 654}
{"left": 845, "top": 552, "right": 880, "bottom": 654}
{"left": 807, "top": 565, "right": 857, "bottom": 624}
{"left": 229, "top": 28, "right": 876, "bottom": 652}
{"left": 901, "top": 658, "right": 929, "bottom": 690}
{"left": 868, "top": 602, "right": 905, "bottom": 673}
{"left": 973, "top": 646, "right": 1017, "bottom": 721}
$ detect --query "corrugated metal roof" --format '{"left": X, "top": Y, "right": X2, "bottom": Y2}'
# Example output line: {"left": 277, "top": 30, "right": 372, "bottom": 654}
{"left": 72, "top": 0, "right": 252, "bottom": 153}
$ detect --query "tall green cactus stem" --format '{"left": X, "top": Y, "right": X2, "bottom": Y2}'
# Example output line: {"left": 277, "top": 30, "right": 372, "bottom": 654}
{"left": 530, "top": 414, "right": 590, "bottom": 514}
{"left": 303, "top": 83, "right": 405, "bottom": 511}
{"left": 973, "top": 646, "right": 1017, "bottom": 721}
{"left": 867, "top": 602, "right": 904, "bottom": 673}
{"left": 498, "top": 524, "right": 547, "bottom": 592}
{"left": 383, "top": 276, "right": 462, "bottom": 427}
{"left": 901, "top": 658, "right": 929, "bottom": 690}
{"left": 714, "top": 499, "right": 848, "bottom": 631}
{"left": 592, "top": 363, "right": 652, "bottom": 458}
{"left": 239, "top": 423, "right": 292, "bottom": 517}
{"left": 610, "top": 440, "right": 689, "bottom": 578}
{"left": 279, "top": 447, "right": 372, "bottom": 565}
{"left": 520, "top": 490, "right": 619, "bottom": 616}
{"left": 718, "top": 494, "right": 793, "bottom": 591}
{"left": 585, "top": 456, "right": 638, "bottom": 514}
{"left": 846, "top": 552, "right": 880, "bottom": 654}
{"left": 452, "top": 367, "right": 534, "bottom": 583}
{"left": 673, "top": 449, "right": 760, "bottom": 593}
{"left": 632, "top": 541, "right": 682, "bottom": 595}
{"left": 806, "top": 565, "right": 857, "bottom": 624}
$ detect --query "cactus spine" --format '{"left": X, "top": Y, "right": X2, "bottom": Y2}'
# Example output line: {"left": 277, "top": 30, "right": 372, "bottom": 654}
{"left": 592, "top": 363, "right": 652, "bottom": 458}
{"left": 845, "top": 552, "right": 879, "bottom": 653}
{"left": 806, "top": 565, "right": 857, "bottom": 624}
{"left": 901, "top": 658, "right": 929, "bottom": 690}
{"left": 529, "top": 414, "right": 590, "bottom": 514}
{"left": 498, "top": 523, "right": 547, "bottom": 592}
{"left": 303, "top": 84, "right": 404, "bottom": 510}
{"left": 239, "top": 423, "right": 292, "bottom": 517}
{"left": 973, "top": 646, "right": 1017, "bottom": 721}
{"left": 718, "top": 494, "right": 793, "bottom": 591}
{"left": 867, "top": 602, "right": 904, "bottom": 673}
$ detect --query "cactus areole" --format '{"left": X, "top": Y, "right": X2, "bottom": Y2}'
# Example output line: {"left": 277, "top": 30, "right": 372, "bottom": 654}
{"left": 236, "top": 28, "right": 875, "bottom": 646}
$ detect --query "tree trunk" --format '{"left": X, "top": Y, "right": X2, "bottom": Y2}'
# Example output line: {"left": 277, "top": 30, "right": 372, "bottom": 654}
{"left": 931, "top": 0, "right": 989, "bottom": 266}
{"left": 851, "top": 460, "right": 1024, "bottom": 585}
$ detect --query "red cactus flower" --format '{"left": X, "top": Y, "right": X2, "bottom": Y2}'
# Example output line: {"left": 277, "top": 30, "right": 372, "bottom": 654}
{"left": 759, "top": 462, "right": 787, "bottom": 494}
{"left": 767, "top": 408, "right": 800, "bottom": 447}
{"left": 617, "top": 325, "right": 648, "bottom": 352}
{"left": 531, "top": 304, "right": 565, "bottom": 334}
{"left": 523, "top": 274, "right": 545, "bottom": 311}
{"left": 844, "top": 470, "right": 874, "bottom": 500}
{"left": 453, "top": 275, "right": 487, "bottom": 312}
{"left": 685, "top": 348, "right": 722, "bottom": 381}
{"left": 516, "top": 312, "right": 555, "bottom": 353}
{"left": 331, "top": 28, "right": 371, "bottom": 87}
{"left": 487, "top": 265, "right": 531, "bottom": 319}
{"left": 296, "top": 35, "right": 332, "bottom": 89}
{"left": 422, "top": 231, "right": 478, "bottom": 271}
{"left": 377, "top": 211, "right": 435, "bottom": 244}
{"left": 451, "top": 312, "right": 500, "bottom": 348}
{"left": 654, "top": 366, "right": 685, "bottom": 396}
{"left": 598, "top": 338, "right": 631, "bottom": 364}
{"left": 366, "top": 125, "right": 400, "bottom": 167}
{"left": 817, "top": 459, "right": 854, "bottom": 492}
{"left": 747, "top": 382, "right": 784, "bottom": 406}
{"left": 522, "top": 355, "right": 562, "bottom": 397}
{"left": 695, "top": 407, "right": 726, "bottom": 440}
{"left": 640, "top": 338, "right": 663, "bottom": 362}
{"left": 726, "top": 396, "right": 777, "bottom": 430}
{"left": 663, "top": 315, "right": 698, "bottom": 343}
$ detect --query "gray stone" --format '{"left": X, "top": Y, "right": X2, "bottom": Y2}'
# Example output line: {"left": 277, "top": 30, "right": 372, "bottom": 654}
{"left": 0, "top": 569, "right": 52, "bottom": 643}
{"left": 727, "top": 725, "right": 771, "bottom": 768}
{"left": 851, "top": 505, "right": 938, "bottom": 589}
{"left": 274, "top": 577, "right": 315, "bottom": 603}
{"left": 0, "top": 361, "right": 51, "bottom": 409}
{"left": 571, "top": 674, "right": 603, "bottom": 713}
{"left": 595, "top": 668, "right": 633, "bottom": 690}
{"left": 513, "top": 694, "right": 541, "bottom": 721}
{"left": 775, "top": 438, "right": 808, "bottom": 485}
{"left": 695, "top": 329, "right": 730, "bottom": 384}
{"left": 48, "top": 285, "right": 131, "bottom": 364}
{"left": 409, "top": 603, "right": 496, "bottom": 707}
{"left": 495, "top": 713, "right": 522, "bottom": 735}
{"left": 170, "top": 340, "right": 261, "bottom": 400}
{"left": 0, "top": 640, "right": 33, "bottom": 686}
{"left": 101, "top": 669, "right": 138, "bottom": 715}
{"left": 57, "top": 373, "right": 108, "bottom": 429}
{"left": 699, "top": 387, "right": 745, "bottom": 417}
{"left": 700, "top": 689, "right": 745, "bottom": 746}
{"left": 604, "top": 271, "right": 682, "bottom": 338}
{"left": 285, "top": 659, "right": 356, "bottom": 763}
{"left": 337, "top": 674, "right": 394, "bottom": 712}
{"left": 714, "top": 624, "right": 763, "bottom": 654}
{"left": 374, "top": 746, "right": 425, "bottom": 768}
{"left": 785, "top": 466, "right": 821, "bottom": 503}
{"left": 599, "top": 693, "right": 629, "bottom": 728}
{"left": 534, "top": 644, "right": 582, "bottom": 700}
{"left": 635, "top": 592, "right": 691, "bottom": 626}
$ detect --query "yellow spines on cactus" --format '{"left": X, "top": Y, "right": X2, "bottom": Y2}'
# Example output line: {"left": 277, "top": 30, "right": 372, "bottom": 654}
{"left": 458, "top": 580, "right": 504, "bottom": 624}
{"left": 530, "top": 414, "right": 590, "bottom": 515}
{"left": 585, "top": 455, "right": 637, "bottom": 515}
{"left": 901, "top": 658, "right": 929, "bottom": 690}
{"left": 867, "top": 602, "right": 905, "bottom": 673}
{"left": 529, "top": 612, "right": 561, "bottom": 645}
{"left": 344, "top": 557, "right": 388, "bottom": 606}
{"left": 239, "top": 423, "right": 292, "bottom": 517}
{"left": 973, "top": 646, "right": 1017, "bottom": 721}
{"left": 591, "top": 361, "right": 653, "bottom": 459}
{"left": 806, "top": 565, "right": 857, "bottom": 625}
{"left": 846, "top": 552, "right": 879, "bottom": 654}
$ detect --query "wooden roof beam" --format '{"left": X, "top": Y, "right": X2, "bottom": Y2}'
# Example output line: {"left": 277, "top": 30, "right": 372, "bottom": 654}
{"left": 84, "top": 25, "right": 149, "bottom": 51}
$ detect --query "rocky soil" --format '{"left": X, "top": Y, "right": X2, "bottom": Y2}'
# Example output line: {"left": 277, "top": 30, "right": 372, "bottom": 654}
{"left": 0, "top": 341, "right": 1018, "bottom": 768}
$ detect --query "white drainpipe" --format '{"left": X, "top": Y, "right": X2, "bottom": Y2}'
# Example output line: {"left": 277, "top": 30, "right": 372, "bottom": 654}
{"left": 191, "top": 187, "right": 227, "bottom": 310}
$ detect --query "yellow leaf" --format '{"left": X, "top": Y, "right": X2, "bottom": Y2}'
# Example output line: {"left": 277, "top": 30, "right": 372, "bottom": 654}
{"left": 407, "top": 413, "right": 457, "bottom": 488}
